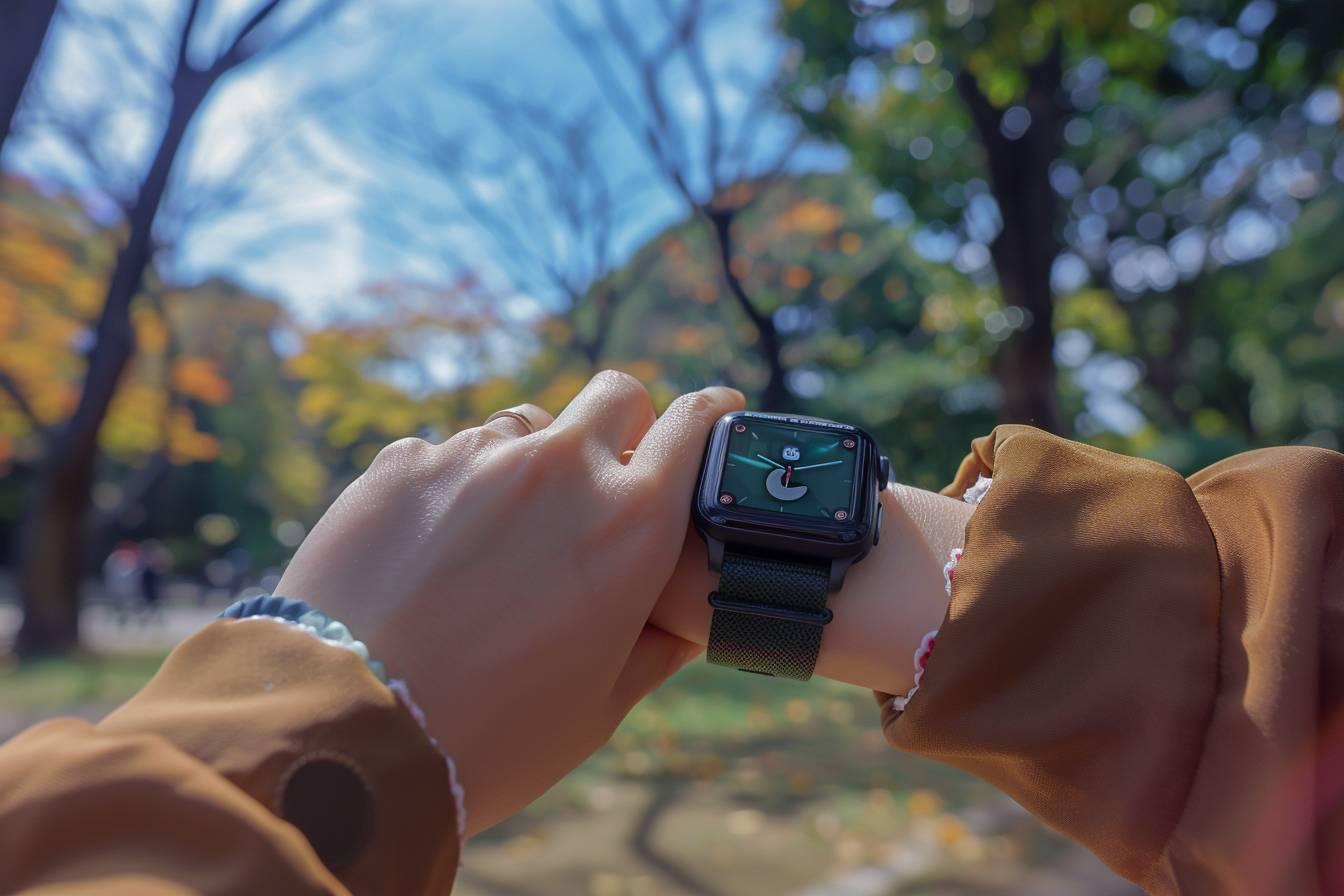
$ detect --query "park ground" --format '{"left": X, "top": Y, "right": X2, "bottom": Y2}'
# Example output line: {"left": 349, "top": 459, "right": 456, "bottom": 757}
{"left": 0, "top": 585, "right": 1137, "bottom": 896}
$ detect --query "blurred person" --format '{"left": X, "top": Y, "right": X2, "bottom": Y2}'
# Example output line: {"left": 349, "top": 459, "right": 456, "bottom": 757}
{"left": 0, "top": 370, "right": 1339, "bottom": 895}
{"left": 137, "top": 539, "right": 168, "bottom": 621}
{"left": 101, "top": 541, "right": 142, "bottom": 627}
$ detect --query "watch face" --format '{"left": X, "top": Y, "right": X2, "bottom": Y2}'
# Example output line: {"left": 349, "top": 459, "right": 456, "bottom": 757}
{"left": 714, "top": 418, "right": 860, "bottom": 522}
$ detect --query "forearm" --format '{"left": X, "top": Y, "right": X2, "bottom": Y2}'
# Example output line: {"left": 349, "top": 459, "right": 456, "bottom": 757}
{"left": 652, "top": 484, "right": 974, "bottom": 695}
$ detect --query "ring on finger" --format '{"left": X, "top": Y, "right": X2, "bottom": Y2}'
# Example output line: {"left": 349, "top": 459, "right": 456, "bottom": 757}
{"left": 483, "top": 408, "right": 538, "bottom": 435}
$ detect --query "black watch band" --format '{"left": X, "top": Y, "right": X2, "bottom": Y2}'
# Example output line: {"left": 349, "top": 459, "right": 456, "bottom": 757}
{"left": 706, "top": 550, "right": 833, "bottom": 680}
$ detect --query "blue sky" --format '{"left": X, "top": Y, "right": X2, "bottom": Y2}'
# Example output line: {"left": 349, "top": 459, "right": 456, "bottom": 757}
{"left": 7, "top": 0, "right": 807, "bottom": 327}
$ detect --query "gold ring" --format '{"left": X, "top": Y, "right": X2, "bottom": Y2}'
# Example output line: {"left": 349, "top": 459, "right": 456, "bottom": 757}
{"left": 484, "top": 409, "right": 537, "bottom": 434}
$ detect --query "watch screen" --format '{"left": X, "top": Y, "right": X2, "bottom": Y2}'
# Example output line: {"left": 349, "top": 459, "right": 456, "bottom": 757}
{"left": 717, "top": 419, "right": 859, "bottom": 521}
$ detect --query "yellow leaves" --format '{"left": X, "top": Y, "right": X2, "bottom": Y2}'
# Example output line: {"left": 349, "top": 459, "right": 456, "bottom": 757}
{"left": 297, "top": 383, "right": 345, "bottom": 426}
{"left": 774, "top": 198, "right": 843, "bottom": 235}
{"left": 533, "top": 369, "right": 590, "bottom": 412}
{"left": 906, "top": 789, "right": 943, "bottom": 818}
{"left": 66, "top": 273, "right": 104, "bottom": 317}
{"left": 171, "top": 357, "right": 231, "bottom": 405}
{"left": 1054, "top": 288, "right": 1135, "bottom": 352}
{"left": 133, "top": 306, "right": 169, "bottom": 354}
{"left": 264, "top": 446, "right": 328, "bottom": 508}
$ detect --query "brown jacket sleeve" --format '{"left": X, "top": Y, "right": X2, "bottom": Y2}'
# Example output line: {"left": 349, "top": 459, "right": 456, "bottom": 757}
{"left": 883, "top": 425, "right": 1344, "bottom": 894}
{"left": 0, "top": 619, "right": 460, "bottom": 895}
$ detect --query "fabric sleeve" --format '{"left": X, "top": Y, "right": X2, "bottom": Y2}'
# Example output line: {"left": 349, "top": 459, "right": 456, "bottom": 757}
{"left": 0, "top": 618, "right": 461, "bottom": 895}
{"left": 880, "top": 424, "right": 1344, "bottom": 895}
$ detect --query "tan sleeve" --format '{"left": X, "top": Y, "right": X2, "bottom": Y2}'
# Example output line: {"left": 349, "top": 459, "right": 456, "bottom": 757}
{"left": 0, "top": 619, "right": 461, "bottom": 895}
{"left": 881, "top": 425, "right": 1344, "bottom": 895}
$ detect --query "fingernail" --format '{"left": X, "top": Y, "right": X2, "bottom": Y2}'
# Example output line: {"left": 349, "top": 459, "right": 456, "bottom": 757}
{"left": 701, "top": 385, "right": 745, "bottom": 404}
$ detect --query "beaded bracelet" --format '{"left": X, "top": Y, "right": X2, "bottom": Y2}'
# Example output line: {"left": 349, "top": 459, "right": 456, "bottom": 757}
{"left": 217, "top": 594, "right": 468, "bottom": 840}
{"left": 219, "top": 594, "right": 388, "bottom": 683}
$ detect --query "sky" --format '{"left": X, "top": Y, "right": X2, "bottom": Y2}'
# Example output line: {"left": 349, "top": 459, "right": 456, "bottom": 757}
{"left": 6, "top": 0, "right": 802, "bottom": 327}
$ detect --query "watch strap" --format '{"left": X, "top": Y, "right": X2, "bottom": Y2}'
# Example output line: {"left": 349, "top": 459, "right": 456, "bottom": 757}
{"left": 706, "top": 551, "right": 831, "bottom": 680}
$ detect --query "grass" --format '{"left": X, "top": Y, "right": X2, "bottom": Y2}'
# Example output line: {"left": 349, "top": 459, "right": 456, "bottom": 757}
{"left": 0, "top": 651, "right": 169, "bottom": 713}
{"left": 486, "top": 660, "right": 995, "bottom": 837}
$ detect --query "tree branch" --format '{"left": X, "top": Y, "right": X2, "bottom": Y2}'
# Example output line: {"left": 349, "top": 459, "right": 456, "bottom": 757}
{"left": 177, "top": 0, "right": 205, "bottom": 71}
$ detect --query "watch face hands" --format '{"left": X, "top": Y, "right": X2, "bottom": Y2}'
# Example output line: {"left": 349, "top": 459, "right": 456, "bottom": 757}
{"left": 729, "top": 453, "right": 775, "bottom": 470}
{"left": 756, "top": 453, "right": 785, "bottom": 469}
{"left": 791, "top": 460, "right": 845, "bottom": 471}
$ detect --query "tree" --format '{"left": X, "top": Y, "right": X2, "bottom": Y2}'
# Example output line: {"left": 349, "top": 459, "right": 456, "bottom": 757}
{"left": 0, "top": 0, "right": 59, "bottom": 162}
{"left": 14, "top": 0, "right": 351, "bottom": 656}
{"left": 374, "top": 81, "right": 656, "bottom": 374}
{"left": 779, "top": 0, "right": 1344, "bottom": 435}
{"left": 543, "top": 0, "right": 809, "bottom": 408}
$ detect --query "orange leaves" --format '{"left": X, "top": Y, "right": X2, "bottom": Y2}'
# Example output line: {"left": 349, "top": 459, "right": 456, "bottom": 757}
{"left": 0, "top": 233, "right": 72, "bottom": 289}
{"left": 170, "top": 357, "right": 231, "bottom": 405}
{"left": 167, "top": 408, "right": 220, "bottom": 464}
{"left": 783, "top": 265, "right": 813, "bottom": 289}
{"left": 774, "top": 198, "right": 843, "bottom": 235}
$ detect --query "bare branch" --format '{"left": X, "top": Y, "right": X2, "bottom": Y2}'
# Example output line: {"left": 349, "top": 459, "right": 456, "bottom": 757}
{"left": 677, "top": 0, "right": 726, "bottom": 185}
{"left": 218, "top": 0, "right": 283, "bottom": 69}
{"left": 219, "top": 0, "right": 354, "bottom": 73}
{"left": 177, "top": 0, "right": 205, "bottom": 71}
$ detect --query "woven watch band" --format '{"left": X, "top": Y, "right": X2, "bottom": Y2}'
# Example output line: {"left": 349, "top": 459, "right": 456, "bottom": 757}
{"left": 706, "top": 551, "right": 832, "bottom": 680}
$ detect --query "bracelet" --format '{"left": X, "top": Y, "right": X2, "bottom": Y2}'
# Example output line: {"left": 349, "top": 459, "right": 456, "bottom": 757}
{"left": 218, "top": 595, "right": 388, "bottom": 683}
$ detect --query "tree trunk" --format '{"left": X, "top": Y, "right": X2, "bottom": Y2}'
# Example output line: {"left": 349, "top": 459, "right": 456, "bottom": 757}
{"left": 14, "top": 79, "right": 206, "bottom": 656}
{"left": 956, "top": 41, "right": 1064, "bottom": 433}
{"left": 0, "top": 0, "right": 58, "bottom": 161}
{"left": 706, "top": 209, "right": 790, "bottom": 410}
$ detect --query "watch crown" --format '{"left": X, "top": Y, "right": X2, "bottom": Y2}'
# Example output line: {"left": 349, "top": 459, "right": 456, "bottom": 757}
{"left": 878, "top": 455, "right": 891, "bottom": 490}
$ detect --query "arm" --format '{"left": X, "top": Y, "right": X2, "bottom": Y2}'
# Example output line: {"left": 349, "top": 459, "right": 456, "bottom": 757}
{"left": 656, "top": 424, "right": 1344, "bottom": 894}
{"left": 652, "top": 483, "right": 975, "bottom": 696}
{"left": 0, "top": 619, "right": 457, "bottom": 895}
{"left": 0, "top": 374, "right": 744, "bottom": 891}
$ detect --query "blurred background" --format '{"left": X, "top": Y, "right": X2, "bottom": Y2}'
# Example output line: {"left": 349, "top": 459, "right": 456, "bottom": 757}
{"left": 2, "top": 0, "right": 1342, "bottom": 892}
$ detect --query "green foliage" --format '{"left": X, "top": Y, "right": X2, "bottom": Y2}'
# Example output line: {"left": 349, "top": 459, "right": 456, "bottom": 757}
{"left": 777, "top": 0, "right": 1344, "bottom": 468}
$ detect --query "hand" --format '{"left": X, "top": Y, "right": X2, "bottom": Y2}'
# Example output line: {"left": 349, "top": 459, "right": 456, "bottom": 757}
{"left": 650, "top": 484, "right": 974, "bottom": 695}
{"left": 277, "top": 372, "right": 744, "bottom": 834}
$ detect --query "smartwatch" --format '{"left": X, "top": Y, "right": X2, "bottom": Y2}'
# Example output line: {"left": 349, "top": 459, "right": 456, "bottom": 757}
{"left": 692, "top": 411, "right": 890, "bottom": 680}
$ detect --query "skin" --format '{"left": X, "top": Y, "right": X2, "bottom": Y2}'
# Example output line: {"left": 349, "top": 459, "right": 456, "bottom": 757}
{"left": 652, "top": 484, "right": 974, "bottom": 696}
{"left": 278, "top": 372, "right": 970, "bottom": 836}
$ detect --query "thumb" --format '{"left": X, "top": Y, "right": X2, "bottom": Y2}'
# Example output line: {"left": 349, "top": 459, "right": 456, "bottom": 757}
{"left": 610, "top": 624, "right": 704, "bottom": 717}
{"left": 628, "top": 386, "right": 745, "bottom": 508}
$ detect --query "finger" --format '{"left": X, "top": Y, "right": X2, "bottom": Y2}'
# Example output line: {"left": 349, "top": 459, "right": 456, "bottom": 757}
{"left": 482, "top": 403, "right": 554, "bottom": 438}
{"left": 610, "top": 624, "right": 704, "bottom": 717}
{"left": 647, "top": 525, "right": 716, "bottom": 646}
{"left": 627, "top": 386, "right": 745, "bottom": 500}
{"left": 553, "top": 370, "right": 657, "bottom": 456}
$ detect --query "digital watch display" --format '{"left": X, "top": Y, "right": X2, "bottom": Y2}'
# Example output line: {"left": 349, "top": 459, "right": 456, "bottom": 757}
{"left": 693, "top": 411, "right": 890, "bottom": 680}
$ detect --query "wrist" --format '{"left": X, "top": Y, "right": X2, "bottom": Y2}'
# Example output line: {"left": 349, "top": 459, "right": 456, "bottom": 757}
{"left": 652, "top": 485, "right": 972, "bottom": 694}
